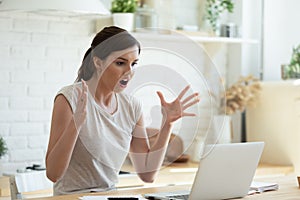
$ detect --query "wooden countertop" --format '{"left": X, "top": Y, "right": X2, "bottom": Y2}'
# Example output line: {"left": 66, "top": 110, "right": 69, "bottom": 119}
{"left": 0, "top": 162, "right": 296, "bottom": 200}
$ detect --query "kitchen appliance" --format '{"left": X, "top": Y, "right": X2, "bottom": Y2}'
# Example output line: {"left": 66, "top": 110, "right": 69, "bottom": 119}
{"left": 0, "top": 0, "right": 110, "bottom": 17}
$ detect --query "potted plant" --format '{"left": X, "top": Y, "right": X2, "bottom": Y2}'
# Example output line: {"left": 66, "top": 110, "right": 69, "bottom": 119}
{"left": 204, "top": 0, "right": 234, "bottom": 34}
{"left": 225, "top": 75, "right": 261, "bottom": 115}
{"left": 213, "top": 76, "right": 261, "bottom": 143}
{"left": 111, "top": 0, "right": 138, "bottom": 31}
{"left": 282, "top": 44, "right": 300, "bottom": 79}
{"left": 0, "top": 136, "right": 8, "bottom": 159}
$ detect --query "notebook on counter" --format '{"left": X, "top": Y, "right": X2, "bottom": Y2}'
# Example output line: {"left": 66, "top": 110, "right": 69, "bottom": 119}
{"left": 144, "top": 142, "right": 265, "bottom": 200}
{"left": 249, "top": 181, "right": 279, "bottom": 194}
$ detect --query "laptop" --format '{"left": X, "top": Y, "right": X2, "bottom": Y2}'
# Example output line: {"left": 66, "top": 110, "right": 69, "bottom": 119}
{"left": 144, "top": 142, "right": 264, "bottom": 200}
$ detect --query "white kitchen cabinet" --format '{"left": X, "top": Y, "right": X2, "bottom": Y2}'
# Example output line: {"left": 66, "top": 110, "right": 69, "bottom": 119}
{"left": 247, "top": 81, "right": 300, "bottom": 173}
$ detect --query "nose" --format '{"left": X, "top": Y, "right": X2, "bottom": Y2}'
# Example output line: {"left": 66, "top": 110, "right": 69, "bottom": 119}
{"left": 124, "top": 64, "right": 133, "bottom": 73}
{"left": 124, "top": 64, "right": 134, "bottom": 77}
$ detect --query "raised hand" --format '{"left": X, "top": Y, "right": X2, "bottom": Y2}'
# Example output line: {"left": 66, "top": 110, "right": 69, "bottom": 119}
{"left": 73, "top": 80, "right": 88, "bottom": 131}
{"left": 156, "top": 85, "right": 200, "bottom": 124}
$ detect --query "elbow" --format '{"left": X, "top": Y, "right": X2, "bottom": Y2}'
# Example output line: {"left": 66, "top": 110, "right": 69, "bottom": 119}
{"left": 138, "top": 172, "right": 156, "bottom": 183}
{"left": 141, "top": 177, "right": 154, "bottom": 183}
{"left": 45, "top": 162, "right": 63, "bottom": 183}
{"left": 45, "top": 163, "right": 57, "bottom": 182}
{"left": 45, "top": 157, "right": 64, "bottom": 183}
{"left": 46, "top": 170, "right": 59, "bottom": 183}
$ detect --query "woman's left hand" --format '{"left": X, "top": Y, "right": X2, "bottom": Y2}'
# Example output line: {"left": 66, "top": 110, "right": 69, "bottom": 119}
{"left": 156, "top": 85, "right": 200, "bottom": 124}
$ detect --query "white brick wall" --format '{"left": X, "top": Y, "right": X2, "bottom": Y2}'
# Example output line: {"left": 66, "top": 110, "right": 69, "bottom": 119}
{"left": 0, "top": 45, "right": 9, "bottom": 57}
{"left": 0, "top": 17, "right": 12, "bottom": 30}
{"left": 10, "top": 45, "right": 46, "bottom": 59}
{"left": 10, "top": 149, "right": 45, "bottom": 162}
{"left": 0, "top": 32, "right": 30, "bottom": 44}
{"left": 10, "top": 123, "right": 44, "bottom": 136}
{"left": 13, "top": 18, "right": 48, "bottom": 32}
{"left": 0, "top": 124, "right": 9, "bottom": 136}
{"left": 0, "top": 9, "right": 227, "bottom": 172}
{"left": 1, "top": 59, "right": 28, "bottom": 70}
{"left": 0, "top": 13, "right": 94, "bottom": 172}
{"left": 0, "top": 98, "right": 9, "bottom": 110}
{"left": 0, "top": 111, "right": 28, "bottom": 122}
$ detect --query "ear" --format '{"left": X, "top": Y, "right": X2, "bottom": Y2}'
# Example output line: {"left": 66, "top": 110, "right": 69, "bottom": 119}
{"left": 93, "top": 56, "right": 103, "bottom": 69}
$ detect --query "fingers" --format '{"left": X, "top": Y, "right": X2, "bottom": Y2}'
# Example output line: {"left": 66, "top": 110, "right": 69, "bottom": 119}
{"left": 156, "top": 91, "right": 166, "bottom": 105}
{"left": 178, "top": 85, "right": 200, "bottom": 110}
{"left": 178, "top": 86, "right": 200, "bottom": 117}
{"left": 183, "top": 98, "right": 200, "bottom": 110}
{"left": 80, "top": 79, "right": 88, "bottom": 105}
{"left": 182, "top": 92, "right": 200, "bottom": 110}
{"left": 81, "top": 79, "right": 88, "bottom": 95}
{"left": 182, "top": 112, "right": 197, "bottom": 117}
{"left": 157, "top": 85, "right": 200, "bottom": 119}
{"left": 177, "top": 85, "right": 191, "bottom": 100}
{"left": 74, "top": 80, "right": 88, "bottom": 131}
{"left": 81, "top": 79, "right": 88, "bottom": 91}
{"left": 181, "top": 92, "right": 199, "bottom": 105}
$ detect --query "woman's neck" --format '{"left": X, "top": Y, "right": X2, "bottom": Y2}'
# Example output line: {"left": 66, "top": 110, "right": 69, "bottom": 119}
{"left": 87, "top": 77, "right": 117, "bottom": 114}
{"left": 95, "top": 90, "right": 114, "bottom": 106}
{"left": 96, "top": 93, "right": 117, "bottom": 115}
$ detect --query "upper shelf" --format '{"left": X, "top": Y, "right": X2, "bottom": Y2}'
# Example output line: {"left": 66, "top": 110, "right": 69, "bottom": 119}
{"left": 132, "top": 30, "right": 259, "bottom": 45}
{"left": 188, "top": 35, "right": 259, "bottom": 44}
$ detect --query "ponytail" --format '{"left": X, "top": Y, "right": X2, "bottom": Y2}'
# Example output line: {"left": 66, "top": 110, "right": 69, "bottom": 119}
{"left": 75, "top": 47, "right": 94, "bottom": 82}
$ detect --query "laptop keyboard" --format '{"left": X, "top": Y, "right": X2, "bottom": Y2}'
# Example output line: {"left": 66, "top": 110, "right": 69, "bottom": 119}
{"left": 167, "top": 194, "right": 189, "bottom": 200}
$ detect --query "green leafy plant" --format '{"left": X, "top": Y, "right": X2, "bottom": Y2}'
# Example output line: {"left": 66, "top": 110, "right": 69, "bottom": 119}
{"left": 111, "top": 0, "right": 138, "bottom": 13}
{"left": 205, "top": 0, "right": 234, "bottom": 32}
{"left": 0, "top": 136, "right": 8, "bottom": 159}
{"left": 284, "top": 44, "right": 300, "bottom": 79}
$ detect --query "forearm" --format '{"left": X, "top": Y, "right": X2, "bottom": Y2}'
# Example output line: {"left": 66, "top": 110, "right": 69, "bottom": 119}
{"left": 132, "top": 85, "right": 199, "bottom": 182}
{"left": 46, "top": 117, "right": 79, "bottom": 182}
{"left": 145, "top": 122, "right": 173, "bottom": 170}
{"left": 131, "top": 121, "right": 173, "bottom": 182}
{"left": 149, "top": 121, "right": 173, "bottom": 152}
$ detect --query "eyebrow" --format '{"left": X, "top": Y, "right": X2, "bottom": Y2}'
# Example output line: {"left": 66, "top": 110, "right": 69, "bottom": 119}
{"left": 117, "top": 57, "right": 139, "bottom": 62}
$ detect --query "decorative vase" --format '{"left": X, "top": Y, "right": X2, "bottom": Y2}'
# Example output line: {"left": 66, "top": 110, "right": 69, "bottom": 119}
{"left": 213, "top": 115, "right": 232, "bottom": 144}
{"left": 201, "top": 19, "right": 219, "bottom": 36}
{"left": 112, "top": 13, "right": 135, "bottom": 32}
{"left": 191, "top": 136, "right": 205, "bottom": 162}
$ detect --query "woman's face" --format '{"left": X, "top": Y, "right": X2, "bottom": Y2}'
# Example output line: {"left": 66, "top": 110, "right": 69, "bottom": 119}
{"left": 98, "top": 46, "right": 139, "bottom": 93}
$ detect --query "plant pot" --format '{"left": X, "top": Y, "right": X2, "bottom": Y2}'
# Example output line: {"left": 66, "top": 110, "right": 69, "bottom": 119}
{"left": 112, "top": 13, "right": 135, "bottom": 32}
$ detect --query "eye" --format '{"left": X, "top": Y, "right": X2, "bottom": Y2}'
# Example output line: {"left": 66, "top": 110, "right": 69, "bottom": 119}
{"left": 116, "top": 61, "right": 125, "bottom": 66}
{"left": 132, "top": 62, "right": 138, "bottom": 68}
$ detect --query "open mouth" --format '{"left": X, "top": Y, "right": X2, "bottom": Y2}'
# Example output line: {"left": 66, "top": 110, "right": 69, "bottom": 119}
{"left": 119, "top": 79, "right": 129, "bottom": 87}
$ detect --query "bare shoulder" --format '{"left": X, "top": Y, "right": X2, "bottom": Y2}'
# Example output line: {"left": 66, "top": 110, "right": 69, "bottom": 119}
{"left": 54, "top": 94, "right": 72, "bottom": 112}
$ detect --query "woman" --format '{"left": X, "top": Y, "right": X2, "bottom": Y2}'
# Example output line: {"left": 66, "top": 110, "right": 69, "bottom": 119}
{"left": 45, "top": 26, "right": 200, "bottom": 195}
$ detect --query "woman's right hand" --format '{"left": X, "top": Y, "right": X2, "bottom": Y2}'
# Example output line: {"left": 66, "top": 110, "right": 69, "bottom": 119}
{"left": 73, "top": 80, "right": 88, "bottom": 131}
{"left": 156, "top": 85, "right": 200, "bottom": 124}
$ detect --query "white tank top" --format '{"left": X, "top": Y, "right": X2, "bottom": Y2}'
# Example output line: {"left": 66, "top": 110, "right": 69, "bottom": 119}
{"left": 53, "top": 82, "right": 142, "bottom": 195}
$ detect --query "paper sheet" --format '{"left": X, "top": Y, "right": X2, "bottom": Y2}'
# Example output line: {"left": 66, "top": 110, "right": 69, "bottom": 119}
{"left": 79, "top": 195, "right": 146, "bottom": 200}
{"left": 4, "top": 171, "right": 52, "bottom": 193}
{"left": 249, "top": 181, "right": 279, "bottom": 194}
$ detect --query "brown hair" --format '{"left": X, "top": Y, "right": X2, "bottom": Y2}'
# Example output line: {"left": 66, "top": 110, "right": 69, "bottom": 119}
{"left": 75, "top": 26, "right": 141, "bottom": 82}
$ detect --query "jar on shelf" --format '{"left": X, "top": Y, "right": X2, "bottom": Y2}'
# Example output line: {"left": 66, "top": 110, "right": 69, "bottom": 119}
{"left": 143, "top": 0, "right": 175, "bottom": 30}
{"left": 135, "top": 5, "right": 158, "bottom": 30}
